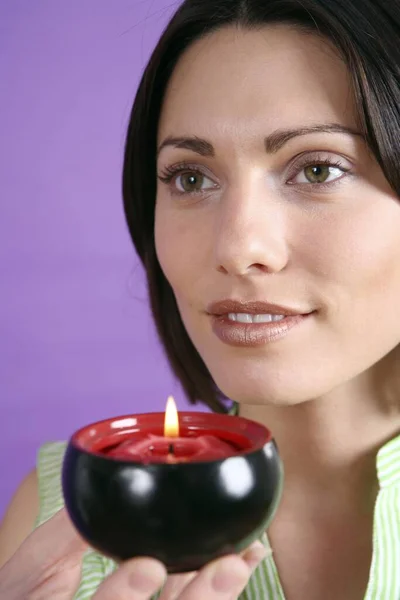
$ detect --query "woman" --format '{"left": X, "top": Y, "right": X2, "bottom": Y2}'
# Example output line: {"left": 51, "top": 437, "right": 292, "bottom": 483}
{"left": 1, "top": 0, "right": 400, "bottom": 598}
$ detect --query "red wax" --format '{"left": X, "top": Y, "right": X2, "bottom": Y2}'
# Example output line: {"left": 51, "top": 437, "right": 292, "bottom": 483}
{"left": 107, "top": 433, "right": 238, "bottom": 463}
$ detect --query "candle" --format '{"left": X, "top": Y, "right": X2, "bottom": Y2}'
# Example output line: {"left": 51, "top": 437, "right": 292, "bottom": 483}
{"left": 63, "top": 406, "right": 282, "bottom": 572}
{"left": 106, "top": 396, "right": 238, "bottom": 463}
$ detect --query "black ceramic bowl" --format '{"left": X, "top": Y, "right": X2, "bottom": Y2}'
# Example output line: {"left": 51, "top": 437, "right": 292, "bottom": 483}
{"left": 62, "top": 411, "right": 283, "bottom": 573}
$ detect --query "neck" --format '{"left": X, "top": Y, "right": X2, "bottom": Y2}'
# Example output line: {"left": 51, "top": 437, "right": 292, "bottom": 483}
{"left": 238, "top": 348, "right": 400, "bottom": 514}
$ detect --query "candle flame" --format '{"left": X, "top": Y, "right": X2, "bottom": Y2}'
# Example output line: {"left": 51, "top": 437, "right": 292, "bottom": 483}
{"left": 164, "top": 395, "right": 180, "bottom": 437}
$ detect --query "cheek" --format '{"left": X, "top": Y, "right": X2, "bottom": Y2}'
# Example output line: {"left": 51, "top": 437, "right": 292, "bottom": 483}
{"left": 154, "top": 205, "right": 177, "bottom": 285}
{"left": 154, "top": 202, "right": 205, "bottom": 296}
{"left": 301, "top": 199, "right": 400, "bottom": 321}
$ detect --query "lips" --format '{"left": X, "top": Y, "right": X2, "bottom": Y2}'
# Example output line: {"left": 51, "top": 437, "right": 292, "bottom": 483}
{"left": 206, "top": 299, "right": 313, "bottom": 347}
{"left": 206, "top": 299, "right": 310, "bottom": 317}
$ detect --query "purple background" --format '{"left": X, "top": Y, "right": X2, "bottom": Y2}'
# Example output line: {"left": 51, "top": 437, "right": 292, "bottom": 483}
{"left": 0, "top": 0, "right": 211, "bottom": 519}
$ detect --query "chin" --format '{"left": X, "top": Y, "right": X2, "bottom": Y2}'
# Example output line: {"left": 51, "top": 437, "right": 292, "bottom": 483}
{"left": 208, "top": 360, "right": 344, "bottom": 408}
{"left": 217, "top": 379, "right": 311, "bottom": 407}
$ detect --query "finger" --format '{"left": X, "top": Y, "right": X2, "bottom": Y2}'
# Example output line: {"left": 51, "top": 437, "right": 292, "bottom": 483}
{"left": 169, "top": 555, "right": 251, "bottom": 600}
{"left": 92, "top": 557, "right": 166, "bottom": 600}
{"left": 240, "top": 540, "right": 269, "bottom": 570}
{"left": 159, "top": 542, "right": 268, "bottom": 600}
{"left": 12, "top": 509, "right": 87, "bottom": 573}
{"left": 0, "top": 509, "right": 88, "bottom": 600}
{"left": 158, "top": 571, "right": 197, "bottom": 599}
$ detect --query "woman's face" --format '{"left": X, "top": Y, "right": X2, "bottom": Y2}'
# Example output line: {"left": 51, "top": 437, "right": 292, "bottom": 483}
{"left": 155, "top": 25, "right": 400, "bottom": 405}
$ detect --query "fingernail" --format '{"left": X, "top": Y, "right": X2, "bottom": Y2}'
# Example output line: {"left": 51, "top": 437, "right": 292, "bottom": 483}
{"left": 244, "top": 542, "right": 268, "bottom": 570}
{"left": 128, "top": 560, "right": 166, "bottom": 593}
{"left": 212, "top": 560, "right": 247, "bottom": 593}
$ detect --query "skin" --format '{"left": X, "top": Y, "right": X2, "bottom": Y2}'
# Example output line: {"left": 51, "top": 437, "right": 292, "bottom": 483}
{"left": 155, "top": 25, "right": 400, "bottom": 599}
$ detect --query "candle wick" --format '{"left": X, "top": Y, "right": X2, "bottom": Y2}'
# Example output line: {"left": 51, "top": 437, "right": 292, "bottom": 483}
{"left": 168, "top": 443, "right": 174, "bottom": 455}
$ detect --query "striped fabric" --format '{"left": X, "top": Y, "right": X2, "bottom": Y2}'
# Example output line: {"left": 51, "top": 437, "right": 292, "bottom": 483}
{"left": 34, "top": 433, "right": 400, "bottom": 599}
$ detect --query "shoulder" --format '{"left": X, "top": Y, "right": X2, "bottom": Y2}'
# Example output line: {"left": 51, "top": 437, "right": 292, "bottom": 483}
{"left": 0, "top": 469, "right": 39, "bottom": 569}
{"left": 0, "top": 440, "right": 67, "bottom": 570}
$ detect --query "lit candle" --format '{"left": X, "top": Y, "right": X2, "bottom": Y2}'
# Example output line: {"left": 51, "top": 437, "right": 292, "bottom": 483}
{"left": 107, "top": 396, "right": 238, "bottom": 463}
{"left": 63, "top": 403, "right": 281, "bottom": 572}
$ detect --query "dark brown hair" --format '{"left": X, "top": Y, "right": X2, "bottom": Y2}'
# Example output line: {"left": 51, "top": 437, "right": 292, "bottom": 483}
{"left": 122, "top": 0, "right": 400, "bottom": 412}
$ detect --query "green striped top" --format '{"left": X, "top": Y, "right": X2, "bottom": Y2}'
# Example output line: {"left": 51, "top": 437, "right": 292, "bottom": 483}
{"left": 34, "top": 432, "right": 400, "bottom": 599}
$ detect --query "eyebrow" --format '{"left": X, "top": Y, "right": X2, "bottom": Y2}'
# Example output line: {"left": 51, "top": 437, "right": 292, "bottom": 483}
{"left": 157, "top": 124, "right": 363, "bottom": 158}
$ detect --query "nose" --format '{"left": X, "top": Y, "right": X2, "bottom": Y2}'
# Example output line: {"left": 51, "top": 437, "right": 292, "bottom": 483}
{"left": 214, "top": 183, "right": 289, "bottom": 277}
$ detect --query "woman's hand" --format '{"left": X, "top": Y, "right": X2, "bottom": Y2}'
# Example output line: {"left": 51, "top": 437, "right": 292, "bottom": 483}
{"left": 0, "top": 507, "right": 267, "bottom": 599}
{"left": 0, "top": 509, "right": 90, "bottom": 599}
{"left": 94, "top": 539, "right": 267, "bottom": 600}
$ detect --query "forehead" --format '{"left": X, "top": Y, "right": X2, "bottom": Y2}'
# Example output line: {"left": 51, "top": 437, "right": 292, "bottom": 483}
{"left": 158, "top": 25, "right": 356, "bottom": 143}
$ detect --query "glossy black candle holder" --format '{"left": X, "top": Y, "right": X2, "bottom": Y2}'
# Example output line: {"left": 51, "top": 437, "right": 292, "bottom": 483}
{"left": 61, "top": 411, "right": 283, "bottom": 573}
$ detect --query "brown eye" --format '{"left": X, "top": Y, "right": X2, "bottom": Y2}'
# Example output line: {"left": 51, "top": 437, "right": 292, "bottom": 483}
{"left": 304, "top": 164, "right": 331, "bottom": 183}
{"left": 177, "top": 172, "right": 205, "bottom": 192}
{"left": 288, "top": 156, "right": 351, "bottom": 187}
